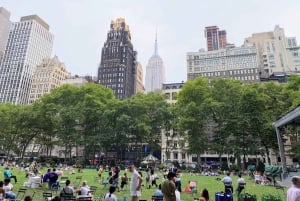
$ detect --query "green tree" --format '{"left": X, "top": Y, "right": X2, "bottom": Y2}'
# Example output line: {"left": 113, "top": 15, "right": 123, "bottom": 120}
{"left": 210, "top": 78, "right": 243, "bottom": 163}
{"left": 176, "top": 78, "right": 212, "bottom": 169}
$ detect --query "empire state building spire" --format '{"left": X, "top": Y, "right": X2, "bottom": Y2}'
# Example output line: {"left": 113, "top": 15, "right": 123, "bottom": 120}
{"left": 145, "top": 32, "right": 166, "bottom": 92}
{"left": 154, "top": 31, "right": 158, "bottom": 56}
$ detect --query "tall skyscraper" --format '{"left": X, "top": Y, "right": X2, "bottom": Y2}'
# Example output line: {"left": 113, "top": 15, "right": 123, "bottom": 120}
{"left": 98, "top": 18, "right": 137, "bottom": 99}
{"left": 0, "top": 15, "right": 54, "bottom": 104}
{"left": 145, "top": 34, "right": 166, "bottom": 92}
{"left": 135, "top": 62, "right": 144, "bottom": 93}
{"left": 0, "top": 7, "right": 11, "bottom": 61}
{"left": 244, "top": 25, "right": 300, "bottom": 77}
{"left": 28, "top": 56, "right": 70, "bottom": 104}
{"left": 204, "top": 26, "right": 227, "bottom": 51}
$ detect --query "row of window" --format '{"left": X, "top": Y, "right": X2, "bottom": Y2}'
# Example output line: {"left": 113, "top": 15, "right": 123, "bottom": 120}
{"left": 188, "top": 48, "right": 255, "bottom": 60}
{"left": 229, "top": 68, "right": 258, "bottom": 75}
{"left": 165, "top": 152, "right": 186, "bottom": 160}
{"left": 101, "top": 78, "right": 124, "bottom": 83}
{"left": 190, "top": 58, "right": 256, "bottom": 67}
{"left": 165, "top": 92, "right": 178, "bottom": 100}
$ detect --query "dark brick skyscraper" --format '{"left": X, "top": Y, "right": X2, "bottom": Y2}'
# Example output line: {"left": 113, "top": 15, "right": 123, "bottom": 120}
{"left": 98, "top": 18, "right": 137, "bottom": 99}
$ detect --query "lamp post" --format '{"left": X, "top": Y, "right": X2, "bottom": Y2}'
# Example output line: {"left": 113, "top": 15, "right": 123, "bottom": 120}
{"left": 95, "top": 154, "right": 98, "bottom": 166}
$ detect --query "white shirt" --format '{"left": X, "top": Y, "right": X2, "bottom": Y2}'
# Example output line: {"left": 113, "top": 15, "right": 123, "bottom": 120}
{"left": 104, "top": 193, "right": 118, "bottom": 201}
{"left": 79, "top": 186, "right": 90, "bottom": 196}
{"left": 130, "top": 169, "right": 141, "bottom": 196}
{"left": 237, "top": 178, "right": 246, "bottom": 184}
{"left": 287, "top": 186, "right": 300, "bottom": 201}
{"left": 222, "top": 176, "right": 232, "bottom": 184}
{"left": 3, "top": 183, "right": 13, "bottom": 193}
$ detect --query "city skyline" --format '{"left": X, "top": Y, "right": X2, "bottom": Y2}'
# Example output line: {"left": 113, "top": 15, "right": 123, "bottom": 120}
{"left": 2, "top": 0, "right": 300, "bottom": 83}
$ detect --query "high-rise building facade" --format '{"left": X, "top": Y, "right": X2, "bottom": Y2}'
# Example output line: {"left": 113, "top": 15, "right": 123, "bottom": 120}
{"left": 145, "top": 34, "right": 166, "bottom": 92}
{"left": 0, "top": 7, "right": 11, "bottom": 61}
{"left": 244, "top": 25, "right": 300, "bottom": 77}
{"left": 135, "top": 62, "right": 144, "bottom": 93}
{"left": 0, "top": 15, "right": 53, "bottom": 104}
{"left": 205, "top": 26, "right": 227, "bottom": 51}
{"left": 28, "top": 56, "right": 70, "bottom": 104}
{"left": 98, "top": 18, "right": 138, "bottom": 99}
{"left": 187, "top": 45, "right": 260, "bottom": 82}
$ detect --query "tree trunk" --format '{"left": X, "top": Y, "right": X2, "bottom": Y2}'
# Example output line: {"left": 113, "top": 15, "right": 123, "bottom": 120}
{"left": 197, "top": 154, "right": 201, "bottom": 172}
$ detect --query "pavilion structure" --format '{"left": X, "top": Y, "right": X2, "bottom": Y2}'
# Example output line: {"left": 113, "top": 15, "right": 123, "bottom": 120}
{"left": 273, "top": 105, "right": 300, "bottom": 177}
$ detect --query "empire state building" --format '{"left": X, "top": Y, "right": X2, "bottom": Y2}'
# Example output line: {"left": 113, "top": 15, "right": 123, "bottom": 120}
{"left": 145, "top": 34, "right": 165, "bottom": 92}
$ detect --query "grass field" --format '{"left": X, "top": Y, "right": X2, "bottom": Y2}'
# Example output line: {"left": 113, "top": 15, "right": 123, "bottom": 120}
{"left": 1, "top": 166, "right": 287, "bottom": 201}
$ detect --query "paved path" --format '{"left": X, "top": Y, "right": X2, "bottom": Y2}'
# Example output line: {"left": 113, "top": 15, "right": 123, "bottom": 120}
{"left": 277, "top": 172, "right": 300, "bottom": 187}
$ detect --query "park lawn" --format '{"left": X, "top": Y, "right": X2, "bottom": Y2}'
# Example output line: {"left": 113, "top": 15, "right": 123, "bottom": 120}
{"left": 2, "top": 167, "right": 287, "bottom": 201}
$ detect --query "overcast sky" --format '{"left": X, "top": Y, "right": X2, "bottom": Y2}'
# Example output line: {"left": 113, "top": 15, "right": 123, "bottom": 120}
{"left": 2, "top": 0, "right": 300, "bottom": 83}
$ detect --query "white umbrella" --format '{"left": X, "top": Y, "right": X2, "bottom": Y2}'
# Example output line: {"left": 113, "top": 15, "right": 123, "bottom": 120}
{"left": 143, "top": 154, "right": 158, "bottom": 161}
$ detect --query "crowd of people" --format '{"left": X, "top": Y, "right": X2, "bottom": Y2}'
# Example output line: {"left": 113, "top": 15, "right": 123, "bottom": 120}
{"left": 3, "top": 160, "right": 300, "bottom": 201}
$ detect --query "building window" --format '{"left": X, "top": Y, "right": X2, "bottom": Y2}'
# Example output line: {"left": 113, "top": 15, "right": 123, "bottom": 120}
{"left": 165, "top": 93, "right": 170, "bottom": 100}
{"left": 174, "top": 141, "right": 178, "bottom": 148}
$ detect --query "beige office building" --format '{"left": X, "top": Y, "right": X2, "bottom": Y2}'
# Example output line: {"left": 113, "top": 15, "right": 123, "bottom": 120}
{"left": 161, "top": 83, "right": 189, "bottom": 163}
{"left": 135, "top": 62, "right": 145, "bottom": 93}
{"left": 28, "top": 56, "right": 70, "bottom": 104}
{"left": 187, "top": 45, "right": 260, "bottom": 83}
{"left": 0, "top": 7, "right": 11, "bottom": 61}
{"left": 244, "top": 25, "right": 300, "bottom": 77}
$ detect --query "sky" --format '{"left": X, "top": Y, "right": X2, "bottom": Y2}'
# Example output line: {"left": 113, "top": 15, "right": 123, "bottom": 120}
{"left": 2, "top": 0, "right": 300, "bottom": 83}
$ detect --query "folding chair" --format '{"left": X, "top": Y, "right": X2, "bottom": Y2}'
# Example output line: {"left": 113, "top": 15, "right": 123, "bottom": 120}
{"left": 31, "top": 191, "right": 36, "bottom": 199}
{"left": 77, "top": 196, "right": 93, "bottom": 201}
{"left": 101, "top": 177, "right": 109, "bottom": 189}
{"left": 98, "top": 194, "right": 106, "bottom": 201}
{"left": 74, "top": 176, "right": 82, "bottom": 188}
{"left": 61, "top": 195, "right": 76, "bottom": 201}
{"left": 13, "top": 188, "right": 27, "bottom": 201}
{"left": 51, "top": 181, "right": 60, "bottom": 193}
{"left": 152, "top": 195, "right": 163, "bottom": 201}
{"left": 94, "top": 176, "right": 100, "bottom": 183}
{"left": 89, "top": 185, "right": 98, "bottom": 195}
{"left": 60, "top": 176, "right": 69, "bottom": 185}
{"left": 42, "top": 191, "right": 53, "bottom": 201}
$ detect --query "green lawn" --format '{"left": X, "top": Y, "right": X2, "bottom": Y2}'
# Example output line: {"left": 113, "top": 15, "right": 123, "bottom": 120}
{"left": 2, "top": 167, "right": 287, "bottom": 201}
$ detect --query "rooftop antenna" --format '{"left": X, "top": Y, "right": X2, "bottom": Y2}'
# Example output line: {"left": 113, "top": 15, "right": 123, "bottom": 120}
{"left": 154, "top": 30, "right": 158, "bottom": 56}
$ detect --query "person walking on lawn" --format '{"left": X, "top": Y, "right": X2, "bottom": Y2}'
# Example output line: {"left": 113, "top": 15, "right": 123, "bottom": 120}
{"left": 129, "top": 164, "right": 143, "bottom": 201}
{"left": 4, "top": 167, "right": 17, "bottom": 183}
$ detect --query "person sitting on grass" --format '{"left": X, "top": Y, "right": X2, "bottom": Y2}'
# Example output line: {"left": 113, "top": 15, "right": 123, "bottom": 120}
{"left": 184, "top": 181, "right": 192, "bottom": 193}
{"left": 3, "top": 178, "right": 16, "bottom": 200}
{"left": 154, "top": 184, "right": 163, "bottom": 197}
{"left": 77, "top": 181, "right": 90, "bottom": 196}
{"left": 60, "top": 179, "right": 74, "bottom": 199}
